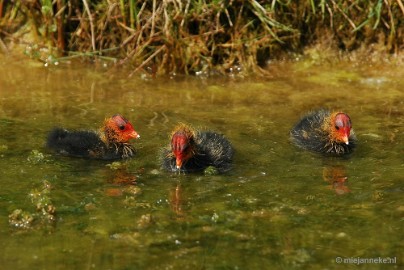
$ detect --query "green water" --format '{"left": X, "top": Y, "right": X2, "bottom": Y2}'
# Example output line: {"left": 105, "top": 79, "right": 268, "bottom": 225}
{"left": 0, "top": 56, "right": 403, "bottom": 269}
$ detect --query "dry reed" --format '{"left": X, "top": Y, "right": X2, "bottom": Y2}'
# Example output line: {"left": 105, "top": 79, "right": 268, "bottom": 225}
{"left": 0, "top": 0, "right": 402, "bottom": 75}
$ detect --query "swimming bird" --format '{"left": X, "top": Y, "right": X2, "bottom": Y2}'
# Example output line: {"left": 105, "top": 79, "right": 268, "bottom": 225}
{"left": 290, "top": 109, "right": 356, "bottom": 155}
{"left": 46, "top": 114, "right": 139, "bottom": 160}
{"left": 161, "top": 123, "right": 234, "bottom": 173}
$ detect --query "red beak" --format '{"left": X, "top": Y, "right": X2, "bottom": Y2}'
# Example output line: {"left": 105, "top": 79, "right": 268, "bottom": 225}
{"left": 128, "top": 130, "right": 140, "bottom": 139}
{"left": 176, "top": 157, "right": 183, "bottom": 169}
{"left": 340, "top": 127, "right": 350, "bottom": 145}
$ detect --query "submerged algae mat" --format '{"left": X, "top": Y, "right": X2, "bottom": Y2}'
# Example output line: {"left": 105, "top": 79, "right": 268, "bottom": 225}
{"left": 0, "top": 56, "right": 403, "bottom": 269}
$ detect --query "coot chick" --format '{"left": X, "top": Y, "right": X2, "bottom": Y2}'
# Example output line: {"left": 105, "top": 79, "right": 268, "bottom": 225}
{"left": 161, "top": 123, "right": 234, "bottom": 173}
{"left": 46, "top": 114, "right": 140, "bottom": 160}
{"left": 290, "top": 109, "right": 356, "bottom": 155}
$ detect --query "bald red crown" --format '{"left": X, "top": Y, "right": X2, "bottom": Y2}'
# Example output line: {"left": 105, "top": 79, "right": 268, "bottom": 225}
{"left": 333, "top": 113, "right": 352, "bottom": 145}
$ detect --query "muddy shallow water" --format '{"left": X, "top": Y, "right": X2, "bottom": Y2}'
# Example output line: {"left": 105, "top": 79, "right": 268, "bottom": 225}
{"left": 0, "top": 55, "right": 403, "bottom": 269}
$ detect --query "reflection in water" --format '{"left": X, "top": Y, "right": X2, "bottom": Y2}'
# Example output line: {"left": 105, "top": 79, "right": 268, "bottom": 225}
{"left": 104, "top": 168, "right": 138, "bottom": 197}
{"left": 1, "top": 56, "right": 403, "bottom": 269}
{"left": 106, "top": 169, "right": 137, "bottom": 185}
{"left": 322, "top": 165, "right": 350, "bottom": 195}
{"left": 147, "top": 111, "right": 170, "bottom": 127}
{"left": 170, "top": 183, "right": 184, "bottom": 217}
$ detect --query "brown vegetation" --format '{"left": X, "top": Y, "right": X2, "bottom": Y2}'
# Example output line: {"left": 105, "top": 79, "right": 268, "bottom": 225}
{"left": 0, "top": 0, "right": 403, "bottom": 75}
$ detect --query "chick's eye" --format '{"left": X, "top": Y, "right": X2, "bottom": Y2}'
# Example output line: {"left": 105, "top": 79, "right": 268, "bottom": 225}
{"left": 335, "top": 118, "right": 344, "bottom": 130}
{"left": 119, "top": 125, "right": 125, "bottom": 131}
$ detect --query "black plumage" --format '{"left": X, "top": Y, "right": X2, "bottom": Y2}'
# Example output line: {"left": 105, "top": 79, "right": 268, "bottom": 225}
{"left": 161, "top": 129, "right": 234, "bottom": 173}
{"left": 46, "top": 128, "right": 135, "bottom": 160}
{"left": 290, "top": 109, "right": 356, "bottom": 155}
{"left": 46, "top": 114, "right": 138, "bottom": 160}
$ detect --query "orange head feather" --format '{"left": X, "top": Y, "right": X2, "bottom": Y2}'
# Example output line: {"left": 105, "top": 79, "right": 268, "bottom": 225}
{"left": 101, "top": 114, "right": 140, "bottom": 144}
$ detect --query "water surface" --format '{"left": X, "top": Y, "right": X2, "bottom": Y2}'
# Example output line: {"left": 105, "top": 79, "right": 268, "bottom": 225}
{"left": 0, "top": 56, "right": 403, "bottom": 269}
